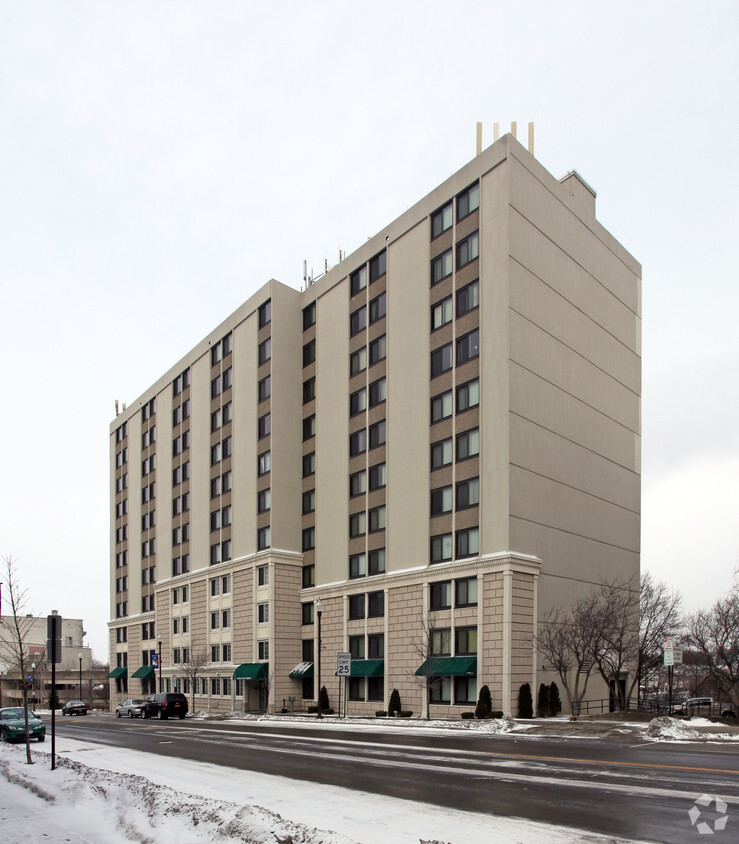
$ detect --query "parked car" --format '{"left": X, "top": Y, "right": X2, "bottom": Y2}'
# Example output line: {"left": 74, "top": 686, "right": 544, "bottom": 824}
{"left": 115, "top": 699, "right": 146, "bottom": 718}
{"left": 61, "top": 700, "right": 88, "bottom": 716}
{"left": 671, "top": 697, "right": 712, "bottom": 716}
{"left": 0, "top": 707, "right": 46, "bottom": 743}
{"left": 141, "top": 692, "right": 188, "bottom": 720}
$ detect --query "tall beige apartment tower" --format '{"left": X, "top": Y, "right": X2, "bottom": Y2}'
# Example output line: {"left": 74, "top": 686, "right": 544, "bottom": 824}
{"left": 109, "top": 134, "right": 641, "bottom": 717}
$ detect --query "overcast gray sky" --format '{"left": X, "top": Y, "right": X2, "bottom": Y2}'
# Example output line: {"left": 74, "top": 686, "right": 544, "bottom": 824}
{"left": 1, "top": 1, "right": 737, "bottom": 661}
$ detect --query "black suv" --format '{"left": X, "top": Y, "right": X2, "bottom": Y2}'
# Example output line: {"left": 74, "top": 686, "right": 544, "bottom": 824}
{"left": 141, "top": 693, "right": 188, "bottom": 720}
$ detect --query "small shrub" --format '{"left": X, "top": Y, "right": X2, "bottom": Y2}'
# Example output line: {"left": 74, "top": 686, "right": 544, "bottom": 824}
{"left": 375, "top": 710, "right": 388, "bottom": 717}
{"left": 491, "top": 710, "right": 504, "bottom": 719}
{"left": 319, "top": 685, "right": 330, "bottom": 712}
{"left": 307, "top": 705, "right": 317, "bottom": 713}
{"left": 399, "top": 710, "right": 413, "bottom": 718}
{"left": 549, "top": 682, "right": 562, "bottom": 717}
{"left": 518, "top": 682, "right": 533, "bottom": 719}
{"left": 537, "top": 683, "right": 550, "bottom": 717}
{"left": 388, "top": 688, "right": 401, "bottom": 716}
{"left": 461, "top": 712, "right": 475, "bottom": 719}
{"left": 475, "top": 684, "right": 493, "bottom": 719}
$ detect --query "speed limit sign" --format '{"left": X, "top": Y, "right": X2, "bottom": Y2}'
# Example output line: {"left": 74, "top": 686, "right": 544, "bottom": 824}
{"left": 337, "top": 652, "right": 351, "bottom": 676}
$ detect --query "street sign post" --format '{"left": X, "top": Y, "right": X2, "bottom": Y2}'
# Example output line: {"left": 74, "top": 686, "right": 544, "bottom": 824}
{"left": 336, "top": 652, "right": 351, "bottom": 676}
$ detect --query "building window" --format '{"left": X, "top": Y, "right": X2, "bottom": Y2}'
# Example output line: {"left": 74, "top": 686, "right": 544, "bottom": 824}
{"left": 430, "top": 580, "right": 452, "bottom": 610}
{"left": 369, "top": 378, "right": 386, "bottom": 407}
{"left": 369, "top": 334, "right": 386, "bottom": 365}
{"left": 302, "top": 489, "right": 315, "bottom": 514}
{"left": 303, "top": 301, "right": 316, "bottom": 329}
{"left": 431, "top": 343, "right": 453, "bottom": 377}
{"left": 457, "top": 329, "right": 479, "bottom": 365}
{"left": 303, "top": 377, "right": 316, "bottom": 404}
{"left": 456, "top": 527, "right": 479, "bottom": 558}
{"left": 259, "top": 299, "right": 271, "bottom": 327}
{"left": 258, "top": 375, "right": 271, "bottom": 402}
{"left": 258, "top": 450, "right": 271, "bottom": 476}
{"left": 258, "top": 337, "right": 271, "bottom": 365}
{"left": 456, "top": 477, "right": 480, "bottom": 509}
{"left": 369, "top": 419, "right": 386, "bottom": 449}
{"left": 368, "top": 505, "right": 385, "bottom": 532}
{"left": 456, "top": 428, "right": 480, "bottom": 460}
{"left": 258, "top": 602, "right": 269, "bottom": 624}
{"left": 303, "top": 339, "right": 316, "bottom": 367}
{"left": 455, "top": 626, "right": 478, "bottom": 655}
{"left": 431, "top": 628, "right": 451, "bottom": 656}
{"left": 431, "top": 390, "right": 453, "bottom": 423}
{"left": 368, "top": 462, "right": 386, "bottom": 490}
{"left": 455, "top": 676, "right": 477, "bottom": 706}
{"left": 349, "top": 677, "right": 365, "bottom": 701}
{"left": 211, "top": 443, "right": 222, "bottom": 465}
{"left": 431, "top": 201, "right": 453, "bottom": 239}
{"left": 350, "top": 306, "right": 366, "bottom": 336}
{"left": 368, "top": 548, "right": 386, "bottom": 575}
{"left": 350, "top": 265, "right": 367, "bottom": 296}
{"left": 430, "top": 438, "right": 453, "bottom": 470}
{"left": 302, "top": 565, "right": 315, "bottom": 589}
{"left": 431, "top": 249, "right": 453, "bottom": 285}
{"left": 211, "top": 374, "right": 222, "bottom": 400}
{"left": 302, "top": 602, "right": 314, "bottom": 625}
{"left": 222, "top": 332, "right": 232, "bottom": 357}
{"left": 431, "top": 296, "right": 453, "bottom": 331}
{"left": 430, "top": 533, "right": 453, "bottom": 564}
{"left": 210, "top": 576, "right": 220, "bottom": 597}
{"left": 456, "top": 378, "right": 479, "bottom": 413}
{"left": 368, "top": 633, "right": 384, "bottom": 659}
{"left": 369, "top": 292, "right": 386, "bottom": 324}
{"left": 222, "top": 609, "right": 231, "bottom": 629}
{"left": 350, "top": 388, "right": 367, "bottom": 416}
{"left": 348, "top": 594, "right": 365, "bottom": 620}
{"left": 257, "top": 526, "right": 271, "bottom": 550}
{"left": 258, "top": 488, "right": 271, "bottom": 513}
{"left": 302, "top": 451, "right": 315, "bottom": 477}
{"left": 349, "top": 429, "right": 366, "bottom": 456}
{"left": 258, "top": 640, "right": 269, "bottom": 661}
{"left": 456, "top": 279, "right": 479, "bottom": 316}
{"left": 302, "top": 527, "right": 315, "bottom": 551}
{"left": 457, "top": 231, "right": 479, "bottom": 268}
{"left": 349, "top": 512, "right": 366, "bottom": 538}
{"left": 303, "top": 415, "right": 316, "bottom": 440}
{"left": 456, "top": 576, "right": 478, "bottom": 607}
{"left": 369, "top": 251, "right": 386, "bottom": 281}
{"left": 430, "top": 486, "right": 453, "bottom": 516}
{"left": 258, "top": 413, "right": 271, "bottom": 439}
{"left": 350, "top": 347, "right": 367, "bottom": 376}
{"left": 367, "top": 590, "right": 384, "bottom": 618}
{"left": 258, "top": 565, "right": 269, "bottom": 586}
{"left": 349, "top": 553, "right": 366, "bottom": 579}
{"left": 349, "top": 635, "right": 365, "bottom": 660}
{"left": 457, "top": 182, "right": 479, "bottom": 220}
{"left": 349, "top": 470, "right": 366, "bottom": 497}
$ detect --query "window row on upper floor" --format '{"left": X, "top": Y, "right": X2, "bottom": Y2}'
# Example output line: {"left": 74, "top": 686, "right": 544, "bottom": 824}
{"left": 430, "top": 329, "right": 479, "bottom": 377}
{"left": 430, "top": 182, "right": 479, "bottom": 240}
{"left": 431, "top": 230, "right": 479, "bottom": 285}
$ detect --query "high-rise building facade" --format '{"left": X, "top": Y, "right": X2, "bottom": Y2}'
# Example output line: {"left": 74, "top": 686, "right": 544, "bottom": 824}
{"left": 109, "top": 135, "right": 641, "bottom": 716}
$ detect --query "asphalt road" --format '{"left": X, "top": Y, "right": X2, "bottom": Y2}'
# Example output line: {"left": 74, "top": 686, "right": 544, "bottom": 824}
{"left": 53, "top": 715, "right": 739, "bottom": 843}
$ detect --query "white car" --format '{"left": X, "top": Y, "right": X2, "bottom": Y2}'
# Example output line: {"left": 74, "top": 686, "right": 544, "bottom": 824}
{"left": 115, "top": 699, "right": 146, "bottom": 718}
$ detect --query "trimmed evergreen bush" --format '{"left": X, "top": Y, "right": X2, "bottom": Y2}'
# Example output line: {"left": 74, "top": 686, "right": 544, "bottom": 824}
{"left": 319, "top": 685, "right": 330, "bottom": 712}
{"left": 48, "top": 689, "right": 61, "bottom": 710}
{"left": 388, "top": 688, "right": 401, "bottom": 716}
{"left": 549, "top": 682, "right": 562, "bottom": 717}
{"left": 475, "top": 684, "right": 493, "bottom": 719}
{"left": 375, "top": 710, "right": 388, "bottom": 717}
{"left": 518, "top": 682, "right": 533, "bottom": 718}
{"left": 491, "top": 710, "right": 504, "bottom": 719}
{"left": 537, "top": 683, "right": 550, "bottom": 717}
{"left": 461, "top": 712, "right": 475, "bottom": 719}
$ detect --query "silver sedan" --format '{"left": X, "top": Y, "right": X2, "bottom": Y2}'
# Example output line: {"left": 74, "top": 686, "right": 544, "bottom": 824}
{"left": 115, "top": 699, "right": 146, "bottom": 718}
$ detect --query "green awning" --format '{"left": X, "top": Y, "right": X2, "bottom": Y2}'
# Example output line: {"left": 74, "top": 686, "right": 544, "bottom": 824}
{"left": 131, "top": 666, "right": 155, "bottom": 679}
{"left": 415, "top": 656, "right": 477, "bottom": 677}
{"left": 233, "top": 662, "right": 269, "bottom": 680}
{"left": 339, "top": 659, "right": 384, "bottom": 677}
{"left": 289, "top": 661, "right": 314, "bottom": 678}
{"left": 107, "top": 667, "right": 127, "bottom": 679}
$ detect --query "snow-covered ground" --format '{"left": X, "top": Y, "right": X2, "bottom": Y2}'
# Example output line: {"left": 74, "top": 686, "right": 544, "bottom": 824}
{"left": 1, "top": 714, "right": 736, "bottom": 843}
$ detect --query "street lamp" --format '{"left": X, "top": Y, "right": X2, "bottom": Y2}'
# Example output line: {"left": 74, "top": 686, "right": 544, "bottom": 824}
{"left": 31, "top": 662, "right": 36, "bottom": 708}
{"left": 157, "top": 634, "right": 162, "bottom": 692}
{"left": 78, "top": 653, "right": 82, "bottom": 704}
{"left": 315, "top": 598, "right": 323, "bottom": 719}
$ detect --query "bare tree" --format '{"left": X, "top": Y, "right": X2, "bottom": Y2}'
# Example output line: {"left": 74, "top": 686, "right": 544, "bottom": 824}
{"left": 411, "top": 613, "right": 446, "bottom": 720}
{"left": 591, "top": 579, "right": 640, "bottom": 711}
{"left": 180, "top": 650, "right": 209, "bottom": 713}
{"left": 629, "top": 573, "right": 682, "bottom": 703}
{"left": 0, "top": 556, "right": 37, "bottom": 764}
{"left": 535, "top": 598, "right": 600, "bottom": 716}
{"left": 685, "top": 584, "right": 739, "bottom": 707}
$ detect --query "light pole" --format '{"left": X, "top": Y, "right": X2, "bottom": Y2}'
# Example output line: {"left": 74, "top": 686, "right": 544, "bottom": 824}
{"left": 31, "top": 662, "right": 36, "bottom": 708}
{"left": 157, "top": 634, "right": 162, "bottom": 692}
{"left": 78, "top": 653, "right": 82, "bottom": 704}
{"left": 315, "top": 598, "right": 323, "bottom": 719}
